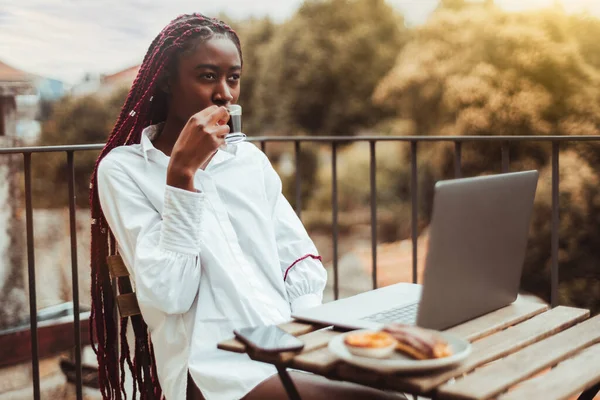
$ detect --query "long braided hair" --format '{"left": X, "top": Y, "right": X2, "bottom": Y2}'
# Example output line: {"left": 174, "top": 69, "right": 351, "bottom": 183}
{"left": 89, "top": 14, "right": 242, "bottom": 400}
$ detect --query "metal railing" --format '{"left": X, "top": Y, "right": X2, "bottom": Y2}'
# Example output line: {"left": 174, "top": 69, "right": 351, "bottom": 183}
{"left": 1, "top": 134, "right": 598, "bottom": 399}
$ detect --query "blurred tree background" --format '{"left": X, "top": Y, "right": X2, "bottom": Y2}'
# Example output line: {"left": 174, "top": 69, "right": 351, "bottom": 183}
{"left": 372, "top": 0, "right": 600, "bottom": 312}
{"left": 248, "top": 0, "right": 406, "bottom": 136}
{"left": 33, "top": 0, "right": 600, "bottom": 312}
{"left": 31, "top": 87, "right": 127, "bottom": 208}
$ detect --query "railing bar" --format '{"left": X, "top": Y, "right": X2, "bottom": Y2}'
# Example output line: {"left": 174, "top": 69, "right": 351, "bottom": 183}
{"left": 501, "top": 142, "right": 510, "bottom": 173}
{"left": 332, "top": 142, "right": 339, "bottom": 300}
{"left": 411, "top": 142, "right": 418, "bottom": 284}
{"left": 454, "top": 141, "right": 462, "bottom": 178}
{"left": 67, "top": 151, "right": 83, "bottom": 400}
{"left": 4, "top": 136, "right": 600, "bottom": 155}
{"left": 0, "top": 144, "right": 105, "bottom": 154}
{"left": 24, "top": 152, "right": 40, "bottom": 400}
{"left": 295, "top": 141, "right": 302, "bottom": 219}
{"left": 242, "top": 135, "right": 600, "bottom": 143}
{"left": 370, "top": 141, "right": 377, "bottom": 290}
{"left": 551, "top": 143, "right": 559, "bottom": 307}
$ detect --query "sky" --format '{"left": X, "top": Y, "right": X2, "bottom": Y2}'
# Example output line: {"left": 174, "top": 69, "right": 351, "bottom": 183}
{"left": 1, "top": 0, "right": 599, "bottom": 85}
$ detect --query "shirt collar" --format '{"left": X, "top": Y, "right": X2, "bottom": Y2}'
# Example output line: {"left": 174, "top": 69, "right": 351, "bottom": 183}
{"left": 140, "top": 123, "right": 163, "bottom": 163}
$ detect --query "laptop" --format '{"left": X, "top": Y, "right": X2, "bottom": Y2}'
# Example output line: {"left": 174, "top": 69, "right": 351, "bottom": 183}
{"left": 292, "top": 170, "right": 539, "bottom": 331}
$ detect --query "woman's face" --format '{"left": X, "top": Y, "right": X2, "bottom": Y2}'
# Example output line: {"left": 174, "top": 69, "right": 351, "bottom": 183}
{"left": 167, "top": 37, "right": 242, "bottom": 123}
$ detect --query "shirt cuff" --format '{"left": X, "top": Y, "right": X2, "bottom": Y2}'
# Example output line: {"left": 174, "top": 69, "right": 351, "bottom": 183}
{"left": 290, "top": 293, "right": 322, "bottom": 313}
{"left": 159, "top": 185, "right": 204, "bottom": 255}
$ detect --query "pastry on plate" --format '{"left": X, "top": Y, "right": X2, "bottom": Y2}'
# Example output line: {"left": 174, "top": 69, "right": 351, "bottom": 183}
{"left": 381, "top": 324, "right": 453, "bottom": 360}
{"left": 344, "top": 331, "right": 397, "bottom": 359}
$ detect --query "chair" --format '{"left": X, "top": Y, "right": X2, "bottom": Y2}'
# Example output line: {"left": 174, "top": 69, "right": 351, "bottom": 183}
{"left": 106, "top": 254, "right": 155, "bottom": 397}
{"left": 106, "top": 254, "right": 142, "bottom": 317}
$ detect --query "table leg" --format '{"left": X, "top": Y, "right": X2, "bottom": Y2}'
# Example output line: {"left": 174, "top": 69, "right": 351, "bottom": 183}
{"left": 577, "top": 382, "right": 600, "bottom": 400}
{"left": 276, "top": 365, "right": 302, "bottom": 400}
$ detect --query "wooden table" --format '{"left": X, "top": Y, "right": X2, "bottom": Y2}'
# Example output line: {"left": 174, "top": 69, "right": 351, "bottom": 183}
{"left": 218, "top": 300, "right": 600, "bottom": 400}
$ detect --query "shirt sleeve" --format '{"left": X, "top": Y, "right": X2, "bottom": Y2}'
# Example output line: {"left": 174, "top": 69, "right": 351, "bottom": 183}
{"left": 260, "top": 150, "right": 327, "bottom": 312}
{"left": 97, "top": 155, "right": 203, "bottom": 315}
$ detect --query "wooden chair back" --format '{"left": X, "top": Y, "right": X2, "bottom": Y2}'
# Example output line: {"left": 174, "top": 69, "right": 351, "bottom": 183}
{"left": 106, "top": 254, "right": 141, "bottom": 318}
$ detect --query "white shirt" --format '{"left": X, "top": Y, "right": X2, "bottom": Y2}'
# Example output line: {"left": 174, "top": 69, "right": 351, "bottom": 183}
{"left": 97, "top": 125, "right": 327, "bottom": 400}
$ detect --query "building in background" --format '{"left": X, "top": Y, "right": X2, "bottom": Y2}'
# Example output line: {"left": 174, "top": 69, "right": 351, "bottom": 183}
{"left": 71, "top": 64, "right": 139, "bottom": 98}
{"left": 0, "top": 60, "right": 36, "bottom": 142}
{"left": 97, "top": 65, "right": 139, "bottom": 97}
{"left": 0, "top": 60, "right": 36, "bottom": 331}
{"left": 0, "top": 60, "right": 66, "bottom": 144}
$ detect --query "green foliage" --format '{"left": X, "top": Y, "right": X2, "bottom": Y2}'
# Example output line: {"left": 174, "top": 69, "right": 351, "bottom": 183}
{"left": 31, "top": 87, "right": 128, "bottom": 208}
{"left": 437, "top": 0, "right": 469, "bottom": 11}
{"left": 372, "top": 5, "right": 600, "bottom": 311}
{"left": 569, "top": 14, "right": 600, "bottom": 70}
{"left": 525, "top": 151, "right": 600, "bottom": 312}
{"left": 236, "top": 17, "right": 277, "bottom": 134}
{"left": 249, "top": 0, "right": 406, "bottom": 136}
{"left": 280, "top": 144, "right": 320, "bottom": 211}
{"left": 306, "top": 142, "right": 435, "bottom": 242}
{"left": 374, "top": 6, "right": 600, "bottom": 147}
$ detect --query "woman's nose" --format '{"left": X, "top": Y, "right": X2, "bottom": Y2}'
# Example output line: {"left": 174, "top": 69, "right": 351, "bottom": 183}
{"left": 214, "top": 80, "right": 234, "bottom": 104}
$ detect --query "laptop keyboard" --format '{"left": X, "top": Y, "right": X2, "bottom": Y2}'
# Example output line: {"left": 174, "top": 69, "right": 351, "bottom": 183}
{"left": 361, "top": 303, "right": 419, "bottom": 325}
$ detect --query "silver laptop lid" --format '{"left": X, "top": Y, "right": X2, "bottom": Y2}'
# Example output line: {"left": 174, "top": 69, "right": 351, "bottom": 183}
{"left": 417, "top": 170, "right": 538, "bottom": 330}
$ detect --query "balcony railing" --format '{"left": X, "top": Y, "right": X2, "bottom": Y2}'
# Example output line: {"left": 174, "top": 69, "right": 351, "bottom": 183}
{"left": 1, "top": 134, "right": 599, "bottom": 399}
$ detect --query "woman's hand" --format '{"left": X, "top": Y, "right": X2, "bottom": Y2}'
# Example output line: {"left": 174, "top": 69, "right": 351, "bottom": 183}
{"left": 167, "top": 106, "right": 230, "bottom": 191}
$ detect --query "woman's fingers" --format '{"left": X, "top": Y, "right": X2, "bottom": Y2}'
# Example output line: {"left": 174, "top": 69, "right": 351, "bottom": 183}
{"left": 205, "top": 106, "right": 230, "bottom": 128}
{"left": 211, "top": 125, "right": 230, "bottom": 139}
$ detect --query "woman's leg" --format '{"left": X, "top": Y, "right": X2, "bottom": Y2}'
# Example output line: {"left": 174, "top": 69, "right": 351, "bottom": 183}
{"left": 187, "top": 373, "right": 206, "bottom": 400}
{"left": 242, "top": 371, "right": 408, "bottom": 400}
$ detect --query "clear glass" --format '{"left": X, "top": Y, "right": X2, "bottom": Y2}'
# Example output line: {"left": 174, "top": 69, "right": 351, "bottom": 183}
{"left": 225, "top": 104, "right": 246, "bottom": 144}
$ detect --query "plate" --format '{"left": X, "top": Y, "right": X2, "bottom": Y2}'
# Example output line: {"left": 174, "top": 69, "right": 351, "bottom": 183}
{"left": 328, "top": 329, "right": 471, "bottom": 374}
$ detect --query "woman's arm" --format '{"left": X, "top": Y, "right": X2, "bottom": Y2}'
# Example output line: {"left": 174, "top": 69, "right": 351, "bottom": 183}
{"left": 260, "top": 150, "right": 327, "bottom": 312}
{"left": 97, "top": 155, "right": 203, "bottom": 315}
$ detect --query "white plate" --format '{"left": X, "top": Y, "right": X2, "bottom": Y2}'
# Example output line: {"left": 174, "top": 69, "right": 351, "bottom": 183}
{"left": 328, "top": 329, "right": 472, "bottom": 374}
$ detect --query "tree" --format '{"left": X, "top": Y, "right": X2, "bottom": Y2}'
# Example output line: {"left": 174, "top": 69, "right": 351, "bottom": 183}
{"left": 250, "top": 0, "right": 406, "bottom": 136}
{"left": 526, "top": 151, "right": 600, "bottom": 312}
{"left": 570, "top": 14, "right": 600, "bottom": 71}
{"left": 373, "top": 5, "right": 600, "bottom": 311}
{"left": 437, "top": 0, "right": 469, "bottom": 11}
{"left": 236, "top": 17, "right": 277, "bottom": 135}
{"left": 32, "top": 87, "right": 128, "bottom": 208}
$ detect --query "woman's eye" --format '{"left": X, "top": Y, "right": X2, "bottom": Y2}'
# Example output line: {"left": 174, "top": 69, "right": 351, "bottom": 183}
{"left": 228, "top": 74, "right": 241, "bottom": 82}
{"left": 200, "top": 73, "right": 216, "bottom": 80}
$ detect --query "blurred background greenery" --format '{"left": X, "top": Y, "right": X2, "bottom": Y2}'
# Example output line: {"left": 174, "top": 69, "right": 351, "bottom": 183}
{"left": 31, "top": 0, "right": 600, "bottom": 313}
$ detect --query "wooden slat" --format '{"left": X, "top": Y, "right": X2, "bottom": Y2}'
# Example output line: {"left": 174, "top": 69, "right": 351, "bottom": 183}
{"left": 384, "top": 306, "right": 589, "bottom": 395}
{"left": 117, "top": 293, "right": 141, "bottom": 317}
{"left": 217, "top": 337, "right": 247, "bottom": 353}
{"left": 438, "top": 314, "right": 600, "bottom": 400}
{"left": 107, "top": 255, "right": 129, "bottom": 278}
{"left": 250, "top": 328, "right": 342, "bottom": 365}
{"left": 337, "top": 363, "right": 386, "bottom": 387}
{"left": 446, "top": 299, "right": 549, "bottom": 342}
{"left": 295, "top": 327, "right": 341, "bottom": 353}
{"left": 217, "top": 321, "right": 324, "bottom": 353}
{"left": 292, "top": 347, "right": 341, "bottom": 374}
{"left": 498, "top": 343, "right": 600, "bottom": 400}
{"left": 292, "top": 300, "right": 548, "bottom": 380}
{"left": 280, "top": 321, "right": 326, "bottom": 336}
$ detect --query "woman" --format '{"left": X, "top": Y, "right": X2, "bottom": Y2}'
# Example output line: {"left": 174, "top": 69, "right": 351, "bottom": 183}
{"left": 91, "top": 13, "right": 405, "bottom": 400}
